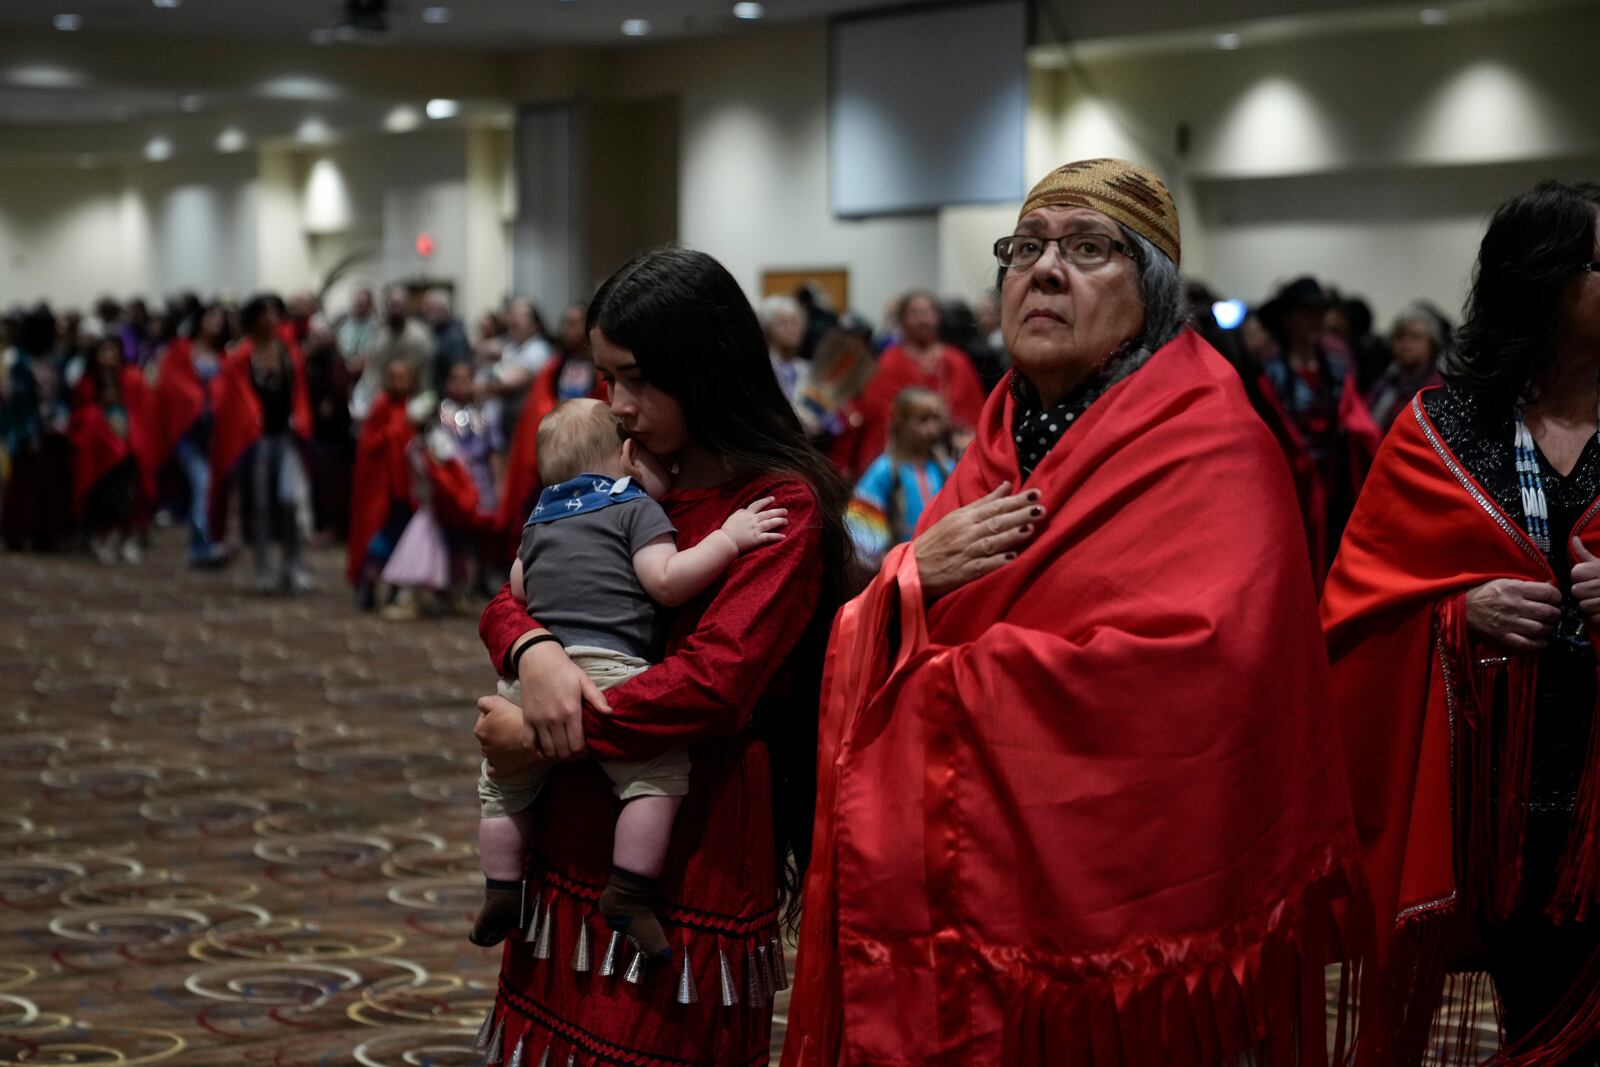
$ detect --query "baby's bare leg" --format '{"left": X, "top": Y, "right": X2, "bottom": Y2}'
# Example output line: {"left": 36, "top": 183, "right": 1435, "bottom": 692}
{"left": 612, "top": 795, "right": 682, "bottom": 877}
{"left": 471, "top": 811, "right": 536, "bottom": 947}
{"left": 599, "top": 796, "right": 684, "bottom": 962}
{"left": 479, "top": 812, "right": 534, "bottom": 880}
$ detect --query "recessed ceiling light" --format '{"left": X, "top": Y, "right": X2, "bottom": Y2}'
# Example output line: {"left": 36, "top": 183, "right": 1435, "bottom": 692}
{"left": 732, "top": 2, "right": 764, "bottom": 18}
{"left": 309, "top": 27, "right": 335, "bottom": 45}
{"left": 621, "top": 18, "right": 651, "bottom": 36}
{"left": 422, "top": 6, "right": 451, "bottom": 24}
{"left": 425, "top": 98, "right": 460, "bottom": 120}
{"left": 1420, "top": 8, "right": 1450, "bottom": 24}
{"left": 53, "top": 13, "right": 82, "bottom": 31}
{"left": 178, "top": 94, "right": 202, "bottom": 112}
{"left": 152, "top": 0, "right": 181, "bottom": 8}
{"left": 1214, "top": 32, "right": 1242, "bottom": 49}
{"left": 385, "top": 105, "right": 422, "bottom": 132}
{"left": 144, "top": 136, "right": 173, "bottom": 162}
{"left": 216, "top": 128, "right": 247, "bottom": 152}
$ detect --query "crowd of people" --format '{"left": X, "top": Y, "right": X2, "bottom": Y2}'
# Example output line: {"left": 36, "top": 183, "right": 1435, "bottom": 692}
{"left": 6, "top": 161, "right": 1600, "bottom": 1065}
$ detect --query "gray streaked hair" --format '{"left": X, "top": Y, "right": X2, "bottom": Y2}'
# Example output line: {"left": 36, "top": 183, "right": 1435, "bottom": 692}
{"left": 1391, "top": 302, "right": 1445, "bottom": 353}
{"left": 1118, "top": 225, "right": 1186, "bottom": 354}
{"left": 757, "top": 293, "right": 802, "bottom": 336}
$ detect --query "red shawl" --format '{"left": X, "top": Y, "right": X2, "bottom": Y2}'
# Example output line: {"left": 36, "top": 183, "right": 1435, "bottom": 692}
{"left": 345, "top": 393, "right": 414, "bottom": 583}
{"left": 786, "top": 330, "right": 1363, "bottom": 1067}
{"left": 207, "top": 339, "right": 312, "bottom": 538}
{"left": 1322, "top": 392, "right": 1600, "bottom": 1064}
{"left": 150, "top": 339, "right": 212, "bottom": 470}
{"left": 68, "top": 368, "right": 157, "bottom": 516}
{"left": 831, "top": 343, "right": 988, "bottom": 479}
{"left": 423, "top": 439, "right": 491, "bottom": 534}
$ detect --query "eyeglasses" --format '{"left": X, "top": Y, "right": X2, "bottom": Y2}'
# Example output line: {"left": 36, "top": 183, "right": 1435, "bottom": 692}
{"left": 993, "top": 232, "right": 1139, "bottom": 271}
{"left": 1581, "top": 262, "right": 1600, "bottom": 274}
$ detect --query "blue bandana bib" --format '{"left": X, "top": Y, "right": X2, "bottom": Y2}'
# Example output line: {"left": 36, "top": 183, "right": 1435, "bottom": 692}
{"left": 525, "top": 473, "right": 647, "bottom": 526}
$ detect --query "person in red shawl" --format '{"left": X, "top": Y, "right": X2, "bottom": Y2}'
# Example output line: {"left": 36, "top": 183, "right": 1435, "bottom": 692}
{"left": 1323, "top": 179, "right": 1600, "bottom": 1064}
{"left": 830, "top": 290, "right": 986, "bottom": 481}
{"left": 1258, "top": 277, "right": 1382, "bottom": 584}
{"left": 70, "top": 335, "right": 158, "bottom": 564}
{"left": 494, "top": 302, "right": 604, "bottom": 566}
{"left": 208, "top": 295, "right": 313, "bottom": 593}
{"left": 150, "top": 306, "right": 230, "bottom": 567}
{"left": 785, "top": 159, "right": 1366, "bottom": 1067}
{"left": 347, "top": 359, "right": 418, "bottom": 608}
{"left": 469, "top": 247, "right": 851, "bottom": 1067}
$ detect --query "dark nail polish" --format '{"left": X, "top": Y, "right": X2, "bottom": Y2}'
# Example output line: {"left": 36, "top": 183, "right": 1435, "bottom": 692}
{"left": 1027, "top": 491, "right": 1041, "bottom": 502}
{"left": 1031, "top": 506, "right": 1043, "bottom": 517}
{"left": 1020, "top": 524, "right": 1033, "bottom": 534}
{"left": 1005, "top": 552, "right": 1017, "bottom": 561}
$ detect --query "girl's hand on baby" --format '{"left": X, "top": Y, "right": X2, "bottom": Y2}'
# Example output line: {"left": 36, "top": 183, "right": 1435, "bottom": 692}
{"left": 720, "top": 496, "right": 788, "bottom": 553}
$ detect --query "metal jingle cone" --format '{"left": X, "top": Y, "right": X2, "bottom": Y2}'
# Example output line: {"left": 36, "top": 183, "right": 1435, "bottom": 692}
{"left": 676, "top": 951, "right": 699, "bottom": 1005}
{"left": 473, "top": 1009, "right": 496, "bottom": 1051}
{"left": 517, "top": 879, "right": 529, "bottom": 933}
{"left": 531, "top": 895, "right": 554, "bottom": 960}
{"left": 598, "top": 929, "right": 622, "bottom": 977}
{"left": 718, "top": 945, "right": 739, "bottom": 1007}
{"left": 571, "top": 915, "right": 592, "bottom": 973}
{"left": 531, "top": 883, "right": 550, "bottom": 934}
{"left": 756, "top": 944, "right": 774, "bottom": 1001}
{"left": 486, "top": 1017, "right": 505, "bottom": 1062}
{"left": 770, "top": 935, "right": 790, "bottom": 991}
{"left": 565, "top": 1052, "right": 578, "bottom": 1067}
{"left": 623, "top": 947, "right": 646, "bottom": 985}
{"left": 506, "top": 1035, "right": 528, "bottom": 1067}
{"left": 534, "top": 1044, "right": 551, "bottom": 1067}
{"left": 745, "top": 947, "right": 762, "bottom": 1004}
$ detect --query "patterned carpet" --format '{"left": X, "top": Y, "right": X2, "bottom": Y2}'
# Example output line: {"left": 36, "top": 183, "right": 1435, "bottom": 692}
{"left": 0, "top": 530, "right": 791, "bottom": 1066}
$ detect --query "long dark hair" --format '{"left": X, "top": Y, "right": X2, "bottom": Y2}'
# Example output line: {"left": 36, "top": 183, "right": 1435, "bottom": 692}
{"left": 587, "top": 246, "right": 854, "bottom": 925}
{"left": 1451, "top": 179, "right": 1600, "bottom": 403}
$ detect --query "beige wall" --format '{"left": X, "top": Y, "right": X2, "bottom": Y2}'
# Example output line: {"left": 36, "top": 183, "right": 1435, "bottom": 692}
{"left": 1035, "top": 4, "right": 1600, "bottom": 321}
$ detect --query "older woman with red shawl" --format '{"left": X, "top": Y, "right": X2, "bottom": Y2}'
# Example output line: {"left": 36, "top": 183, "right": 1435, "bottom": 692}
{"left": 784, "top": 159, "right": 1365, "bottom": 1067}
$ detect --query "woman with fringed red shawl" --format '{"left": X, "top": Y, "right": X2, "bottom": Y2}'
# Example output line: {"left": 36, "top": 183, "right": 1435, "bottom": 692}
{"left": 469, "top": 248, "right": 852, "bottom": 1067}
{"left": 830, "top": 290, "right": 986, "bottom": 481}
{"left": 151, "top": 306, "right": 230, "bottom": 566}
{"left": 785, "top": 159, "right": 1365, "bottom": 1067}
{"left": 70, "top": 335, "right": 158, "bottom": 560}
{"left": 208, "top": 296, "right": 313, "bottom": 592}
{"left": 1323, "top": 179, "right": 1600, "bottom": 1064}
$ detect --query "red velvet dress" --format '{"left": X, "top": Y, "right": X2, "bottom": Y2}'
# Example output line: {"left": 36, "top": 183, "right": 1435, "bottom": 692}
{"left": 476, "top": 473, "right": 824, "bottom": 1067}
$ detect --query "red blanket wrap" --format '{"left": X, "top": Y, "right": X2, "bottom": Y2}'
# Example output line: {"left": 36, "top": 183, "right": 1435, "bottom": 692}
{"left": 1322, "top": 391, "right": 1600, "bottom": 1065}
{"left": 68, "top": 368, "right": 158, "bottom": 516}
{"left": 150, "top": 339, "right": 212, "bottom": 471}
{"left": 785, "top": 329, "right": 1364, "bottom": 1067}
{"left": 345, "top": 393, "right": 415, "bottom": 584}
{"left": 206, "top": 340, "right": 311, "bottom": 539}
{"left": 831, "top": 343, "right": 987, "bottom": 479}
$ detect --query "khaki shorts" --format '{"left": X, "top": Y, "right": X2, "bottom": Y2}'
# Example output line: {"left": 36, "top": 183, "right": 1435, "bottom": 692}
{"left": 477, "top": 645, "right": 691, "bottom": 818}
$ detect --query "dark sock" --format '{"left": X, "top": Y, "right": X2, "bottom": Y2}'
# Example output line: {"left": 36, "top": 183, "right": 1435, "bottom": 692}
{"left": 469, "top": 878, "right": 525, "bottom": 947}
{"left": 599, "top": 868, "right": 670, "bottom": 962}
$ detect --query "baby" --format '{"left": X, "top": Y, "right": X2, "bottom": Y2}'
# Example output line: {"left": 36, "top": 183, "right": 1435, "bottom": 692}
{"left": 471, "top": 398, "right": 787, "bottom": 960}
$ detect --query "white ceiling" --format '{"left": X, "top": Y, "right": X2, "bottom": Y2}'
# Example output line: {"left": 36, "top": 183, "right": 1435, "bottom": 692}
{"left": 0, "top": 0, "right": 908, "bottom": 47}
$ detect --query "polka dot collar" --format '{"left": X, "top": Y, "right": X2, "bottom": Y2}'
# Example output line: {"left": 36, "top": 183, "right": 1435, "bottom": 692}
{"left": 1010, "top": 342, "right": 1151, "bottom": 479}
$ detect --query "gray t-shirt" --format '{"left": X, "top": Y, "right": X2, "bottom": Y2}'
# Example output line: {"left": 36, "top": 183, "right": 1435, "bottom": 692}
{"left": 518, "top": 495, "right": 677, "bottom": 659}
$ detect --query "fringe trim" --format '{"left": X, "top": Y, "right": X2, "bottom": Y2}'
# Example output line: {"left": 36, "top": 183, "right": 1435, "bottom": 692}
{"left": 479, "top": 980, "right": 773, "bottom": 1067}
{"left": 1002, "top": 848, "right": 1365, "bottom": 1067}
{"left": 1549, "top": 680, "right": 1600, "bottom": 922}
{"left": 1436, "top": 595, "right": 1537, "bottom": 922}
